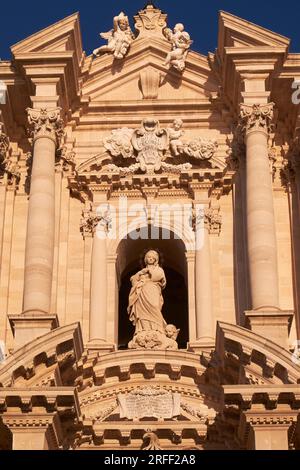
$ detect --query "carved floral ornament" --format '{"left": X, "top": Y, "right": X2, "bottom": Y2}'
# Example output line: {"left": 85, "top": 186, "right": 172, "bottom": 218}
{"left": 239, "top": 103, "right": 275, "bottom": 135}
{"left": 0, "top": 122, "right": 20, "bottom": 185}
{"left": 27, "top": 108, "right": 64, "bottom": 147}
{"left": 93, "top": 5, "right": 192, "bottom": 73}
{"left": 103, "top": 118, "right": 218, "bottom": 176}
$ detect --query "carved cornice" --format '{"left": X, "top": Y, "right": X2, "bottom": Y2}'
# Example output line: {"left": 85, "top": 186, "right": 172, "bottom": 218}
{"left": 27, "top": 108, "right": 64, "bottom": 147}
{"left": 240, "top": 103, "right": 274, "bottom": 136}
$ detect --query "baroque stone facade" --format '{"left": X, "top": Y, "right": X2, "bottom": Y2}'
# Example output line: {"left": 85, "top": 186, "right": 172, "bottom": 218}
{"left": 0, "top": 4, "right": 300, "bottom": 450}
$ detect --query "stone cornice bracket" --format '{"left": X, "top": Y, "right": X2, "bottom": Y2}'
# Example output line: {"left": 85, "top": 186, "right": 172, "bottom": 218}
{"left": 134, "top": 4, "right": 168, "bottom": 39}
{"left": 27, "top": 108, "right": 64, "bottom": 147}
{"left": 239, "top": 103, "right": 275, "bottom": 137}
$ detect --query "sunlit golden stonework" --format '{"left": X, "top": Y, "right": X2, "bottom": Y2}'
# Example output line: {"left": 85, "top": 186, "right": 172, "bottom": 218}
{"left": 0, "top": 3, "right": 300, "bottom": 450}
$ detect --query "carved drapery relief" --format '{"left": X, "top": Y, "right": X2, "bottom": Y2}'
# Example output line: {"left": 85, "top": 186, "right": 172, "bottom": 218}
{"left": 103, "top": 118, "right": 218, "bottom": 176}
{"left": 27, "top": 108, "right": 64, "bottom": 147}
{"left": 93, "top": 12, "right": 135, "bottom": 60}
{"left": 239, "top": 103, "right": 274, "bottom": 135}
{"left": 164, "top": 24, "right": 193, "bottom": 73}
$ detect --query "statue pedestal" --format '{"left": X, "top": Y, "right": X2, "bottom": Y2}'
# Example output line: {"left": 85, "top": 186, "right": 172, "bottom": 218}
{"left": 188, "top": 338, "right": 215, "bottom": 354}
{"left": 85, "top": 340, "right": 116, "bottom": 355}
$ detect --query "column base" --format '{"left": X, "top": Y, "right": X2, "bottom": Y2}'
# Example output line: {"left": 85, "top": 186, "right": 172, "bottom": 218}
{"left": 85, "top": 339, "right": 116, "bottom": 355}
{"left": 188, "top": 338, "right": 215, "bottom": 354}
{"left": 244, "top": 310, "right": 293, "bottom": 350}
{"left": 8, "top": 313, "right": 59, "bottom": 349}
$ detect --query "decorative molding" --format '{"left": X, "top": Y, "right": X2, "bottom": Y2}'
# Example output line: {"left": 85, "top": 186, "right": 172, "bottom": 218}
{"left": 239, "top": 103, "right": 274, "bottom": 135}
{"left": 139, "top": 67, "right": 160, "bottom": 99}
{"left": 27, "top": 108, "right": 64, "bottom": 147}
{"left": 134, "top": 4, "right": 167, "bottom": 38}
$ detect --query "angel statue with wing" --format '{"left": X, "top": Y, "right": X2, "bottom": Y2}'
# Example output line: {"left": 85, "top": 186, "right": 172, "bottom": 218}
{"left": 93, "top": 12, "right": 135, "bottom": 60}
{"left": 164, "top": 23, "right": 193, "bottom": 72}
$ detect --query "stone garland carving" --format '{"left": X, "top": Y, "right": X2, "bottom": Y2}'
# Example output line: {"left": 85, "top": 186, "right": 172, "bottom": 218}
{"left": 27, "top": 108, "right": 64, "bottom": 147}
{"left": 104, "top": 118, "right": 218, "bottom": 176}
{"left": 239, "top": 103, "right": 274, "bottom": 135}
{"left": 181, "top": 402, "right": 214, "bottom": 425}
{"left": 90, "top": 401, "right": 118, "bottom": 423}
{"left": 93, "top": 12, "right": 135, "bottom": 60}
{"left": 164, "top": 23, "right": 193, "bottom": 73}
{"left": 80, "top": 207, "right": 112, "bottom": 238}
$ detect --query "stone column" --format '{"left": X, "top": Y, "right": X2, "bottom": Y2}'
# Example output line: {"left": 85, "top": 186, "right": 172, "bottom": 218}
{"left": 241, "top": 103, "right": 279, "bottom": 310}
{"left": 81, "top": 208, "right": 115, "bottom": 353}
{"left": 9, "top": 109, "right": 62, "bottom": 348}
{"left": 240, "top": 104, "right": 293, "bottom": 347}
{"left": 23, "top": 108, "right": 63, "bottom": 315}
{"left": 189, "top": 207, "right": 221, "bottom": 353}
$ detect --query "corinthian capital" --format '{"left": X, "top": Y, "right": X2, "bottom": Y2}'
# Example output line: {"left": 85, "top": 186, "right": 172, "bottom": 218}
{"left": 240, "top": 103, "right": 274, "bottom": 135}
{"left": 192, "top": 207, "right": 222, "bottom": 235}
{"left": 0, "top": 122, "right": 9, "bottom": 160}
{"left": 27, "top": 108, "right": 64, "bottom": 146}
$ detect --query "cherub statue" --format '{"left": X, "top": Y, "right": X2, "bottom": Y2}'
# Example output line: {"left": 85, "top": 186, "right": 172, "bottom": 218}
{"left": 93, "top": 12, "right": 135, "bottom": 60}
{"left": 168, "top": 119, "right": 184, "bottom": 156}
{"left": 164, "top": 23, "right": 193, "bottom": 72}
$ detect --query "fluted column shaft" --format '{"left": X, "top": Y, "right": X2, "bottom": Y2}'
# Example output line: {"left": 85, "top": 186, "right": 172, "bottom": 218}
{"left": 23, "top": 108, "right": 63, "bottom": 314}
{"left": 241, "top": 103, "right": 279, "bottom": 310}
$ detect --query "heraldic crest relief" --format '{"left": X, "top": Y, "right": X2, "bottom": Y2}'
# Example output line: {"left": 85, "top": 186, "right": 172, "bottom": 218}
{"left": 103, "top": 118, "right": 218, "bottom": 176}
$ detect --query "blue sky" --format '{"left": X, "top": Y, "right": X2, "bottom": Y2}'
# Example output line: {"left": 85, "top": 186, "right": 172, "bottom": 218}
{"left": 0, "top": 0, "right": 299, "bottom": 59}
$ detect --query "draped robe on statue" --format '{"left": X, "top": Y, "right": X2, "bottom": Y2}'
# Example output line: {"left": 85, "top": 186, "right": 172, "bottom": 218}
{"left": 128, "top": 265, "right": 167, "bottom": 334}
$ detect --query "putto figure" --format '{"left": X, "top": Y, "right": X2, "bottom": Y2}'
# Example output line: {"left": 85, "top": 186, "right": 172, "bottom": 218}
{"left": 164, "top": 23, "right": 193, "bottom": 72}
{"left": 127, "top": 250, "right": 179, "bottom": 350}
{"left": 93, "top": 12, "right": 135, "bottom": 60}
{"left": 167, "top": 119, "right": 184, "bottom": 156}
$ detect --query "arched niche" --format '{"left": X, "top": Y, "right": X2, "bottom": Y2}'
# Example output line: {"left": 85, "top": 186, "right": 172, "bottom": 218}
{"left": 116, "top": 226, "right": 189, "bottom": 349}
